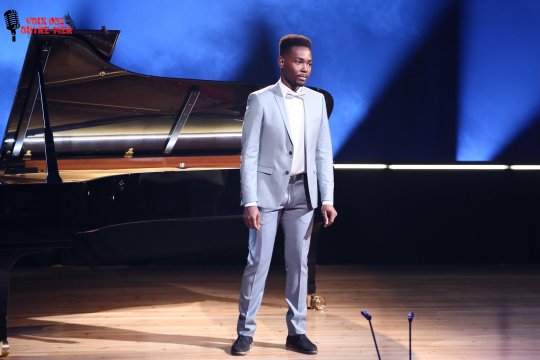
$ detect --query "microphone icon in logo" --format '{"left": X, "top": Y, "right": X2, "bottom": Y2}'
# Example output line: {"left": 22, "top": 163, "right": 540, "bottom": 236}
{"left": 4, "top": 10, "right": 20, "bottom": 42}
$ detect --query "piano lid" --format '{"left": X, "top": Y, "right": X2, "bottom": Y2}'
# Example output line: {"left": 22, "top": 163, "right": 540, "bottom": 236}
{"left": 0, "top": 29, "right": 334, "bottom": 161}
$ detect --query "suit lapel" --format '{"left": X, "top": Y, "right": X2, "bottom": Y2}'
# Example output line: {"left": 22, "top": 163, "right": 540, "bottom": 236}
{"left": 303, "top": 90, "right": 312, "bottom": 152}
{"left": 271, "top": 82, "right": 293, "bottom": 143}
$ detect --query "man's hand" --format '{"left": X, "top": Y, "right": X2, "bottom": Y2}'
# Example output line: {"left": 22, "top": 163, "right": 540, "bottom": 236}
{"left": 321, "top": 204, "right": 338, "bottom": 228}
{"left": 243, "top": 206, "right": 261, "bottom": 230}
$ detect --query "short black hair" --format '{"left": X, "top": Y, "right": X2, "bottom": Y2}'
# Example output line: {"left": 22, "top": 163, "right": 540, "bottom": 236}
{"left": 279, "top": 34, "right": 312, "bottom": 56}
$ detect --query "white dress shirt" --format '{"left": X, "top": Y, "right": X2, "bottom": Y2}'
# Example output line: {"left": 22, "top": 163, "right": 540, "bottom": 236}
{"left": 278, "top": 80, "right": 305, "bottom": 176}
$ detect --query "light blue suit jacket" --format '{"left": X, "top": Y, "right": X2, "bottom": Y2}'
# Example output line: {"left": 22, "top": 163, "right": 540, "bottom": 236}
{"left": 240, "top": 81, "right": 334, "bottom": 209}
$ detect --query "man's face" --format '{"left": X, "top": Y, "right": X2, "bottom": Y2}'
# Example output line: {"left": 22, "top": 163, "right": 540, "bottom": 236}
{"left": 279, "top": 46, "right": 312, "bottom": 90}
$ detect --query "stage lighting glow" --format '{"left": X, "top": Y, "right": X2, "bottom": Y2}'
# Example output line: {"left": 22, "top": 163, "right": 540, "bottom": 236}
{"left": 389, "top": 164, "right": 508, "bottom": 170}
{"left": 334, "top": 164, "right": 387, "bottom": 169}
{"left": 458, "top": 0, "right": 540, "bottom": 161}
{"left": 320, "top": 0, "right": 453, "bottom": 154}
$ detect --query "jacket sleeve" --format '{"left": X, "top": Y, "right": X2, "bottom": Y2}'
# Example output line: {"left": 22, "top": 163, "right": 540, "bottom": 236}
{"left": 315, "top": 93, "right": 334, "bottom": 204}
{"left": 240, "top": 93, "right": 263, "bottom": 205}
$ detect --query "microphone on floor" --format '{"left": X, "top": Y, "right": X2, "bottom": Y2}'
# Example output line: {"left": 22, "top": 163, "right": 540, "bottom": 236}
{"left": 361, "top": 309, "right": 382, "bottom": 360}
{"left": 408, "top": 311, "right": 415, "bottom": 360}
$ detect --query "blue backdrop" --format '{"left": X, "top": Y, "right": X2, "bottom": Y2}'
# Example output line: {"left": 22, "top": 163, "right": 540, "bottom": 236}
{"left": 1, "top": 0, "right": 539, "bottom": 162}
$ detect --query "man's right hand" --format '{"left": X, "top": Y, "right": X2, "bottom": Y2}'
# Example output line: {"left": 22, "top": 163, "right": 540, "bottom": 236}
{"left": 243, "top": 206, "right": 261, "bottom": 230}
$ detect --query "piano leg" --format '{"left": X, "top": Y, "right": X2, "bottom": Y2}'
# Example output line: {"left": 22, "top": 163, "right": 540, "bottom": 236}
{"left": 307, "top": 221, "right": 326, "bottom": 310}
{"left": 0, "top": 253, "right": 20, "bottom": 357}
{"left": 0, "top": 250, "right": 47, "bottom": 357}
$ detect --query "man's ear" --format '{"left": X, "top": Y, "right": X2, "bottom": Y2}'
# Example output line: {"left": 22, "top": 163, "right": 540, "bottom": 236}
{"left": 278, "top": 56, "right": 285, "bottom": 69}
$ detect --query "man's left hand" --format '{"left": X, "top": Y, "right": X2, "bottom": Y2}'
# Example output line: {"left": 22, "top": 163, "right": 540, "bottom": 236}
{"left": 321, "top": 204, "right": 338, "bottom": 228}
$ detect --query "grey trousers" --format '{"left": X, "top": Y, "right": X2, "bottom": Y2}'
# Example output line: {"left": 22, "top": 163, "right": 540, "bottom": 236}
{"left": 237, "top": 178, "right": 314, "bottom": 337}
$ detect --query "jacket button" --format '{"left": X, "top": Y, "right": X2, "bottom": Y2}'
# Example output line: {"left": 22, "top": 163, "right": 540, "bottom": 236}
{"left": 285, "top": 171, "right": 289, "bottom": 175}
{"left": 289, "top": 151, "right": 293, "bottom": 155}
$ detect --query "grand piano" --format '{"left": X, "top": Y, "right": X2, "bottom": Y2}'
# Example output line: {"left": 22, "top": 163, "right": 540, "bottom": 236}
{"left": 0, "top": 28, "right": 333, "bottom": 355}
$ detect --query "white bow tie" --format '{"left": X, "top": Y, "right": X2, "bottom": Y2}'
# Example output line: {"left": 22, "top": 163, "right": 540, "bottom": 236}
{"left": 285, "top": 91, "right": 305, "bottom": 100}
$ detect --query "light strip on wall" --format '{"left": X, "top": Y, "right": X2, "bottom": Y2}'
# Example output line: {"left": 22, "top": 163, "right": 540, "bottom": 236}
{"left": 3, "top": 133, "right": 241, "bottom": 144}
{"left": 510, "top": 165, "right": 540, "bottom": 170}
{"left": 389, "top": 164, "right": 509, "bottom": 170}
{"left": 334, "top": 164, "right": 388, "bottom": 169}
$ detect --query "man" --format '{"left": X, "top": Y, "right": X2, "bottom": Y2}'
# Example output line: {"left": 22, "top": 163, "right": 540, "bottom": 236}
{"left": 232, "top": 34, "right": 337, "bottom": 356}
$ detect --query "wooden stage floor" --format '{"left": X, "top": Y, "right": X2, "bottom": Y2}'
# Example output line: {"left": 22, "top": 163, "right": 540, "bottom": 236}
{"left": 7, "top": 264, "right": 540, "bottom": 359}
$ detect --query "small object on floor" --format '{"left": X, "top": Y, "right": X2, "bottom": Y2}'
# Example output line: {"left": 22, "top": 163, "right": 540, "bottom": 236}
{"left": 1, "top": 340, "right": 9, "bottom": 357}
{"left": 307, "top": 293, "right": 326, "bottom": 310}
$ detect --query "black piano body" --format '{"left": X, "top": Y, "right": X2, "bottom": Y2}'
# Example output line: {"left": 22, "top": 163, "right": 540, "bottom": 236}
{"left": 0, "top": 29, "right": 333, "bottom": 355}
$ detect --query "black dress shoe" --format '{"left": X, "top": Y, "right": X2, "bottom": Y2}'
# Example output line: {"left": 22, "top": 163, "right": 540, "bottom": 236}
{"left": 286, "top": 334, "right": 318, "bottom": 354}
{"left": 231, "top": 335, "right": 253, "bottom": 356}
